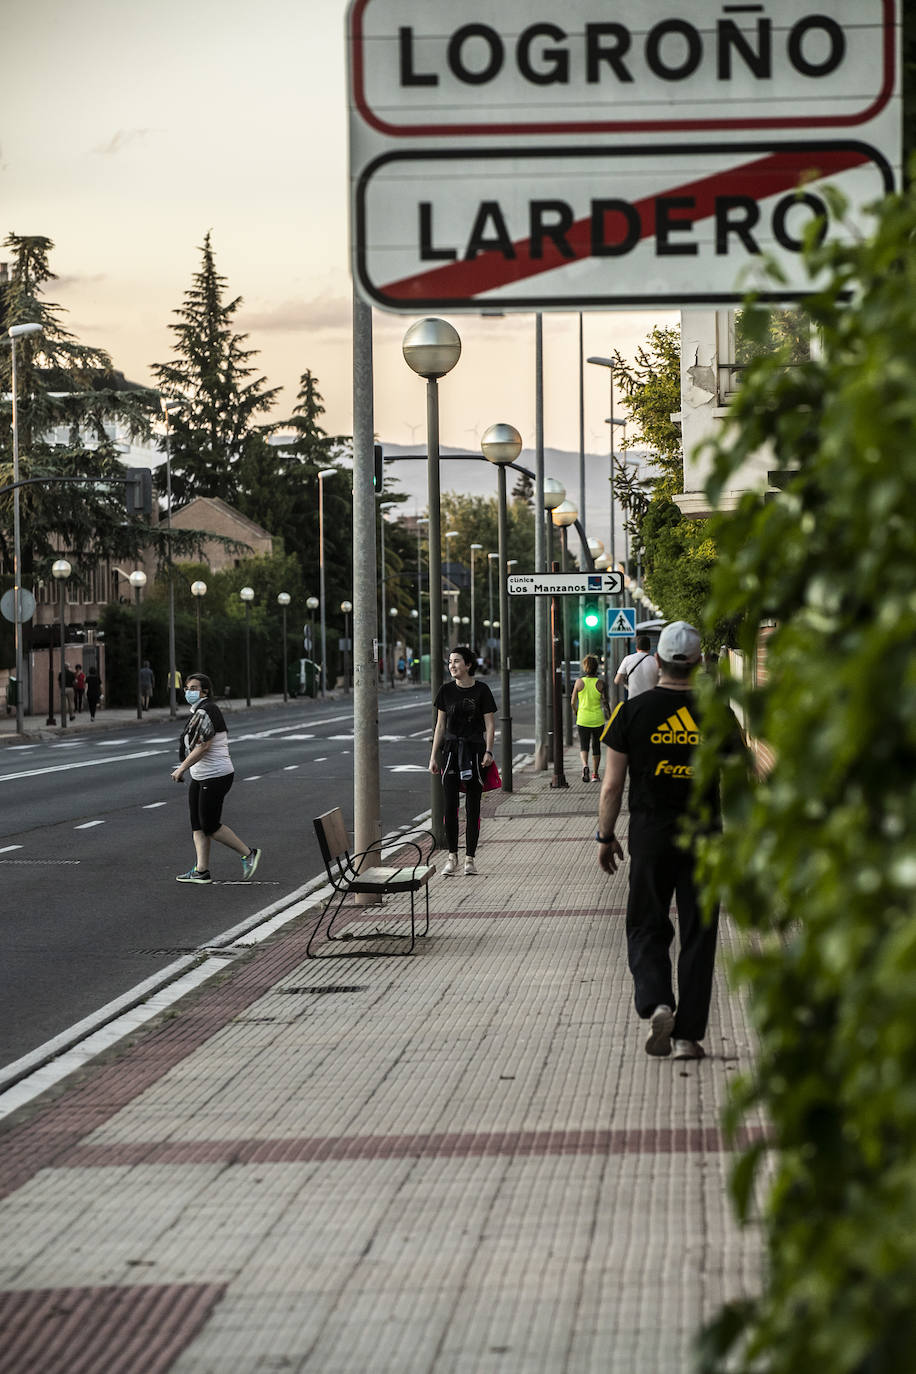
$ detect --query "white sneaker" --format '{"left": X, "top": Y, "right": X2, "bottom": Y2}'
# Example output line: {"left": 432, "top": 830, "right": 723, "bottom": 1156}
{"left": 645, "top": 1005, "right": 675, "bottom": 1057}
{"left": 464, "top": 856, "right": 477, "bottom": 876}
{"left": 672, "top": 1039, "right": 706, "bottom": 1060}
{"left": 441, "top": 853, "right": 459, "bottom": 877}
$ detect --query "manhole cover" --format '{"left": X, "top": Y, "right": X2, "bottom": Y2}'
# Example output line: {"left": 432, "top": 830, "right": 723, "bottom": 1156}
{"left": 280, "top": 985, "right": 368, "bottom": 995}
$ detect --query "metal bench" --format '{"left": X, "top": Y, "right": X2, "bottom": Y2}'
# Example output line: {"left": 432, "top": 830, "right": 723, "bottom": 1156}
{"left": 310, "top": 808, "right": 436, "bottom": 958}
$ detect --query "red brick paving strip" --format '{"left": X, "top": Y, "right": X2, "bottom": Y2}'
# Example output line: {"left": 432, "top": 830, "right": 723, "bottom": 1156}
{"left": 0, "top": 1282, "right": 226, "bottom": 1374}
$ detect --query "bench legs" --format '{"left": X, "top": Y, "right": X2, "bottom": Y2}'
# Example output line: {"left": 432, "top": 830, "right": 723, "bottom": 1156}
{"left": 306, "top": 883, "right": 430, "bottom": 959}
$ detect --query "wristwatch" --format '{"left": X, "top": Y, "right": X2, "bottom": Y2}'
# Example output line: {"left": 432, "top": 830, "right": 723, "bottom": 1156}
{"left": 595, "top": 831, "right": 615, "bottom": 844}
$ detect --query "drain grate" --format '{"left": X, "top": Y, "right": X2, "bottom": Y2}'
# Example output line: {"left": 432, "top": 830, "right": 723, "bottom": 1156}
{"left": 280, "top": 985, "right": 368, "bottom": 995}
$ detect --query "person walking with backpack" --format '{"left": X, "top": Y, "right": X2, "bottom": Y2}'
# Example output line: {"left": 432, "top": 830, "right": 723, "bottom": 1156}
{"left": 571, "top": 654, "right": 610, "bottom": 782}
{"left": 615, "top": 634, "right": 659, "bottom": 699}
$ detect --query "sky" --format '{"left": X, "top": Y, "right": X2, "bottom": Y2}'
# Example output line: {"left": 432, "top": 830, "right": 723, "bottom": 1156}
{"left": 5, "top": 0, "right": 677, "bottom": 494}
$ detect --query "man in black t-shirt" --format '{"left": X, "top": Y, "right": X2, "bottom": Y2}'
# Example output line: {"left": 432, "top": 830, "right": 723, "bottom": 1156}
{"left": 596, "top": 621, "right": 719, "bottom": 1062}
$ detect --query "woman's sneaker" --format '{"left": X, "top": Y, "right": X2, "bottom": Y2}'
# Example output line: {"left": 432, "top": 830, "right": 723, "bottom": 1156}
{"left": 441, "top": 853, "right": 459, "bottom": 876}
{"left": 464, "top": 856, "right": 477, "bottom": 876}
{"left": 176, "top": 867, "right": 211, "bottom": 884}
{"left": 582, "top": 765, "right": 590, "bottom": 783}
{"left": 241, "top": 848, "right": 261, "bottom": 880}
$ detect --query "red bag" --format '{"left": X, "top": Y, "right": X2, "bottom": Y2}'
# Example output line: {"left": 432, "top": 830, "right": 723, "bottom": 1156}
{"left": 458, "top": 759, "right": 502, "bottom": 793}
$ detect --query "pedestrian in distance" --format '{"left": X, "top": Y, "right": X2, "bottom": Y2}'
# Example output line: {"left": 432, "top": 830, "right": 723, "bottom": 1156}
{"left": 139, "top": 660, "right": 155, "bottom": 711}
{"left": 85, "top": 666, "right": 102, "bottom": 720}
{"left": 171, "top": 672, "right": 261, "bottom": 885}
{"left": 614, "top": 634, "right": 659, "bottom": 699}
{"left": 596, "top": 621, "right": 732, "bottom": 1062}
{"left": 571, "top": 654, "right": 610, "bottom": 782}
{"left": 58, "top": 664, "right": 76, "bottom": 720}
{"left": 74, "top": 665, "right": 86, "bottom": 713}
{"left": 429, "top": 646, "right": 497, "bottom": 877}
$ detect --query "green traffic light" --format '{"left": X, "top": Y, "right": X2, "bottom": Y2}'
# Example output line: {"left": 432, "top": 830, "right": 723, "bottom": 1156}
{"left": 583, "top": 609, "right": 600, "bottom": 628}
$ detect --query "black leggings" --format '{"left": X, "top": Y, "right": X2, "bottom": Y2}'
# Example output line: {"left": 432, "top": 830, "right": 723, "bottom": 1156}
{"left": 441, "top": 772, "right": 483, "bottom": 856}
{"left": 188, "top": 772, "right": 234, "bottom": 836}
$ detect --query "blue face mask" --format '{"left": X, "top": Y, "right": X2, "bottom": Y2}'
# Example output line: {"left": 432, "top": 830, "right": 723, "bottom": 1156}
{"left": 184, "top": 689, "right": 201, "bottom": 706}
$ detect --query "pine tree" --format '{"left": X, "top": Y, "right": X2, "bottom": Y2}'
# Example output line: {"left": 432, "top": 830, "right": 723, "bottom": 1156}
{"left": 152, "top": 232, "right": 280, "bottom": 505}
{"left": 0, "top": 233, "right": 161, "bottom": 578}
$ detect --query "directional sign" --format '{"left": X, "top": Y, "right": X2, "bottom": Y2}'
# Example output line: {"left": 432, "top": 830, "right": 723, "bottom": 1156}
{"left": 509, "top": 572, "right": 623, "bottom": 596}
{"left": 608, "top": 606, "right": 637, "bottom": 638}
{"left": 348, "top": 0, "right": 901, "bottom": 311}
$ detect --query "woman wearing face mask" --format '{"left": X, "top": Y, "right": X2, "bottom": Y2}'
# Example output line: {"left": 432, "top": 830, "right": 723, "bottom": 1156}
{"left": 171, "top": 672, "right": 261, "bottom": 884}
{"left": 429, "top": 646, "right": 497, "bottom": 876}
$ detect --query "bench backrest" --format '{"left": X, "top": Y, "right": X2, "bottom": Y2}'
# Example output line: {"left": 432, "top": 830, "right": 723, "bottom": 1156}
{"left": 314, "top": 807, "right": 351, "bottom": 878}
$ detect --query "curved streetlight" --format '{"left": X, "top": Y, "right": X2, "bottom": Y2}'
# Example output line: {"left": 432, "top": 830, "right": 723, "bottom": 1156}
{"left": 340, "top": 599, "right": 353, "bottom": 694}
{"left": 51, "top": 559, "right": 72, "bottom": 728}
{"left": 482, "top": 421, "right": 523, "bottom": 792}
{"left": 8, "top": 322, "right": 43, "bottom": 732}
{"left": 317, "top": 468, "right": 337, "bottom": 697}
{"left": 277, "top": 592, "right": 291, "bottom": 702}
{"left": 305, "top": 595, "right": 319, "bottom": 685}
{"left": 469, "top": 542, "right": 482, "bottom": 651}
{"left": 551, "top": 500, "right": 579, "bottom": 766}
{"left": 160, "top": 396, "right": 185, "bottom": 718}
{"left": 190, "top": 579, "right": 207, "bottom": 667}
{"left": 129, "top": 569, "right": 147, "bottom": 721}
{"left": 240, "top": 586, "right": 255, "bottom": 706}
{"left": 403, "top": 318, "right": 461, "bottom": 846}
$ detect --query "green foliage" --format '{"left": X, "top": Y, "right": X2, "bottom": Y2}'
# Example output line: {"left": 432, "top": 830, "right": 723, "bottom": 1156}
{"left": 614, "top": 325, "right": 684, "bottom": 498}
{"left": 152, "top": 232, "right": 280, "bottom": 506}
{"left": 694, "top": 180, "right": 916, "bottom": 1372}
{"left": 735, "top": 306, "right": 811, "bottom": 365}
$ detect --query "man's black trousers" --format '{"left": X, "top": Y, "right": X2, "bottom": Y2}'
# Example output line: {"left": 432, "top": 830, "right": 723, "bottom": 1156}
{"left": 625, "top": 829, "right": 719, "bottom": 1043}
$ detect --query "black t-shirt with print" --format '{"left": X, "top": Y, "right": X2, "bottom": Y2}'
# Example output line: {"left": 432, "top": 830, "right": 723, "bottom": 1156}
{"left": 604, "top": 685, "right": 715, "bottom": 839}
{"left": 434, "top": 679, "right": 497, "bottom": 743}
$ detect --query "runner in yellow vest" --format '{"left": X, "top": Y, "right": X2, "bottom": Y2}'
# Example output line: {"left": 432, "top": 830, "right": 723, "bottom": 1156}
{"left": 571, "top": 655, "right": 610, "bottom": 783}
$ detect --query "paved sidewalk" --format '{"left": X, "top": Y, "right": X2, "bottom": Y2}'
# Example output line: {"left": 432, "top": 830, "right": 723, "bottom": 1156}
{"left": 0, "top": 750, "right": 762, "bottom": 1373}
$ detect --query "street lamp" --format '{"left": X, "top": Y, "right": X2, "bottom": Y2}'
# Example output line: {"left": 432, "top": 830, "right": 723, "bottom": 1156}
{"left": 469, "top": 543, "right": 482, "bottom": 651}
{"left": 306, "top": 594, "right": 319, "bottom": 672}
{"left": 8, "top": 321, "right": 43, "bottom": 732}
{"left": 486, "top": 552, "right": 499, "bottom": 670}
{"left": 415, "top": 515, "right": 428, "bottom": 683}
{"left": 277, "top": 592, "right": 291, "bottom": 702}
{"left": 482, "top": 422, "right": 522, "bottom": 792}
{"left": 378, "top": 499, "right": 398, "bottom": 689}
{"left": 160, "top": 397, "right": 184, "bottom": 719}
{"left": 389, "top": 605, "right": 398, "bottom": 687}
{"left": 51, "top": 559, "right": 71, "bottom": 729}
{"left": 240, "top": 586, "right": 254, "bottom": 706}
{"left": 317, "top": 467, "right": 336, "bottom": 698}
{"left": 552, "top": 499, "right": 579, "bottom": 754}
{"left": 444, "top": 529, "right": 459, "bottom": 631}
{"left": 341, "top": 599, "right": 353, "bottom": 694}
{"left": 587, "top": 356, "right": 623, "bottom": 569}
{"left": 190, "top": 580, "right": 207, "bottom": 666}
{"left": 403, "top": 317, "right": 462, "bottom": 848}
{"left": 128, "top": 569, "right": 147, "bottom": 721}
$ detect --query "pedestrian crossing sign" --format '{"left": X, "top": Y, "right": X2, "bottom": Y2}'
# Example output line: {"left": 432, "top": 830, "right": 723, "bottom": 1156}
{"left": 607, "top": 607, "right": 637, "bottom": 639}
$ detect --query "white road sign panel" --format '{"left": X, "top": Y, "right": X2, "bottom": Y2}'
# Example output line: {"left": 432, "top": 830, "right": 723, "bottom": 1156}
{"left": 608, "top": 606, "right": 637, "bottom": 638}
{"left": 348, "top": 0, "right": 901, "bottom": 312}
{"left": 508, "top": 572, "right": 623, "bottom": 596}
{"left": 351, "top": 1, "right": 896, "bottom": 138}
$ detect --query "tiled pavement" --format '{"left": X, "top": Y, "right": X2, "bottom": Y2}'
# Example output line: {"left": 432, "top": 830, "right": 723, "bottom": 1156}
{"left": 0, "top": 752, "right": 763, "bottom": 1373}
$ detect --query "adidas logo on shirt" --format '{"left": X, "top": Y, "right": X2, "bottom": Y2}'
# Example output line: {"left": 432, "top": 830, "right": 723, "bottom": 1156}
{"left": 650, "top": 706, "right": 700, "bottom": 746}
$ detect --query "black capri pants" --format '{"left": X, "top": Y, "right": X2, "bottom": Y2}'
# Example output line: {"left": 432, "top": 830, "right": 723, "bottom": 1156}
{"left": 188, "top": 772, "right": 234, "bottom": 836}
{"left": 577, "top": 724, "right": 604, "bottom": 755}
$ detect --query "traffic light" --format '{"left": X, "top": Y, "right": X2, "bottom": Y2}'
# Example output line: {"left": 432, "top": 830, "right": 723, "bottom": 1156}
{"left": 124, "top": 467, "right": 153, "bottom": 516}
{"left": 373, "top": 443, "right": 384, "bottom": 492}
{"left": 583, "top": 600, "right": 601, "bottom": 633}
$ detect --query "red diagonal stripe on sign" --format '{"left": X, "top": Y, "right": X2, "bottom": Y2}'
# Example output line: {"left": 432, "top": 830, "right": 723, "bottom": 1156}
{"left": 381, "top": 147, "right": 871, "bottom": 302}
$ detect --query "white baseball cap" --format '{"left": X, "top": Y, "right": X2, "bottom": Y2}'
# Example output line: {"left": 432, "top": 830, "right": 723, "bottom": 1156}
{"left": 656, "top": 621, "right": 702, "bottom": 663}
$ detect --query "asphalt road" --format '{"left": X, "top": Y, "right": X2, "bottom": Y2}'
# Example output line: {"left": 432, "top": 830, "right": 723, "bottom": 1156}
{"left": 0, "top": 676, "right": 537, "bottom": 1068}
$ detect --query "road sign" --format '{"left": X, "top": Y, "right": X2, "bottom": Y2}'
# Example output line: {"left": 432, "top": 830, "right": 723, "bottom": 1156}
{"left": 348, "top": 1, "right": 900, "bottom": 311}
{"left": 508, "top": 572, "right": 623, "bottom": 596}
{"left": 0, "top": 588, "right": 36, "bottom": 624}
{"left": 608, "top": 606, "right": 637, "bottom": 638}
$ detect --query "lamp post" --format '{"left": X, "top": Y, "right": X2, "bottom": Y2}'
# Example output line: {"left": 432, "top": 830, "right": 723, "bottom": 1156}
{"left": 487, "top": 552, "right": 498, "bottom": 670}
{"left": 416, "top": 515, "right": 428, "bottom": 682}
{"left": 410, "top": 607, "right": 419, "bottom": 678}
{"left": 277, "top": 592, "right": 291, "bottom": 701}
{"left": 402, "top": 317, "right": 462, "bottom": 847}
{"left": 587, "top": 356, "right": 623, "bottom": 569}
{"left": 128, "top": 570, "right": 147, "bottom": 721}
{"left": 341, "top": 600, "right": 353, "bottom": 693}
{"left": 469, "top": 543, "right": 482, "bottom": 652}
{"left": 389, "top": 605, "right": 399, "bottom": 687}
{"left": 317, "top": 467, "right": 336, "bottom": 698}
{"left": 159, "top": 397, "right": 184, "bottom": 719}
{"left": 306, "top": 594, "right": 319, "bottom": 676}
{"left": 190, "top": 580, "right": 207, "bottom": 666}
{"left": 482, "top": 422, "right": 522, "bottom": 793}
{"left": 378, "top": 499, "right": 398, "bottom": 688}
{"left": 8, "top": 321, "right": 43, "bottom": 733}
{"left": 552, "top": 500, "right": 579, "bottom": 754}
{"left": 51, "top": 559, "right": 71, "bottom": 729}
{"left": 444, "top": 529, "right": 459, "bottom": 631}
{"left": 240, "top": 586, "right": 254, "bottom": 706}
{"left": 543, "top": 477, "right": 566, "bottom": 569}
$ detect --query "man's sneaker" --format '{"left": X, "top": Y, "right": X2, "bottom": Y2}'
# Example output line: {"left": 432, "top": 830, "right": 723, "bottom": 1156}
{"left": 645, "top": 1004, "right": 675, "bottom": 1056}
{"left": 582, "top": 765, "right": 590, "bottom": 783}
{"left": 591, "top": 772, "right": 600, "bottom": 782}
{"left": 241, "top": 848, "right": 261, "bottom": 881}
{"left": 464, "top": 856, "right": 477, "bottom": 876}
{"left": 176, "top": 867, "right": 211, "bottom": 884}
{"left": 672, "top": 1039, "right": 706, "bottom": 1060}
{"left": 441, "top": 853, "right": 459, "bottom": 876}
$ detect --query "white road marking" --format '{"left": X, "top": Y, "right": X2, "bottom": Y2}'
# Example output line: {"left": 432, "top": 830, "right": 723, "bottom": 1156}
{"left": 283, "top": 765, "right": 299, "bottom": 771}
{"left": 329, "top": 734, "right": 354, "bottom": 740}
{"left": 0, "top": 844, "right": 23, "bottom": 853}
{"left": 313, "top": 757, "right": 327, "bottom": 762}
{"left": 143, "top": 802, "right": 168, "bottom": 809}
{"left": 74, "top": 820, "right": 105, "bottom": 829}
{"left": 6, "top": 745, "right": 38, "bottom": 751}
{"left": 408, "top": 729, "right": 430, "bottom": 738}
{"left": 50, "top": 742, "right": 82, "bottom": 749}
{"left": 0, "top": 748, "right": 166, "bottom": 784}
{"left": 389, "top": 764, "right": 427, "bottom": 773}
{"left": 243, "top": 775, "right": 263, "bottom": 781}
{"left": 378, "top": 735, "right": 405, "bottom": 742}
{"left": 278, "top": 734, "right": 314, "bottom": 741}
{"left": 96, "top": 738, "right": 132, "bottom": 746}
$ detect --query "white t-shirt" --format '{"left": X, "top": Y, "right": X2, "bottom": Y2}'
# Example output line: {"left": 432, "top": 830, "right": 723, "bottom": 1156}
{"left": 616, "top": 651, "right": 659, "bottom": 698}
{"left": 182, "top": 700, "right": 234, "bottom": 780}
